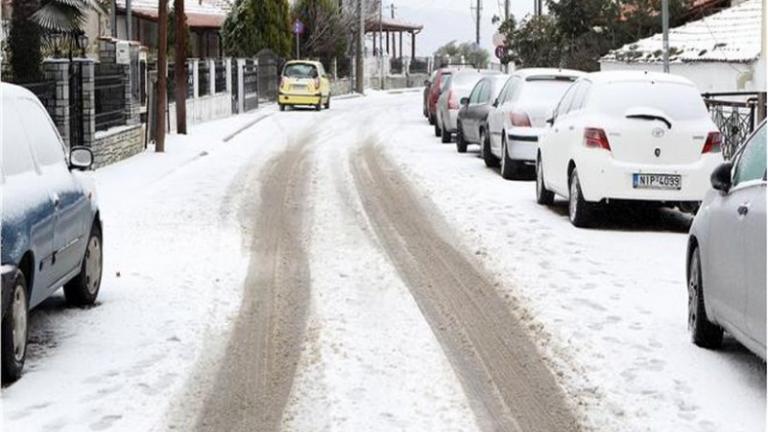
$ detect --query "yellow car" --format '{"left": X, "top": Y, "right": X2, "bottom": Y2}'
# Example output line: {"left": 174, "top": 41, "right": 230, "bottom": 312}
{"left": 278, "top": 60, "right": 331, "bottom": 111}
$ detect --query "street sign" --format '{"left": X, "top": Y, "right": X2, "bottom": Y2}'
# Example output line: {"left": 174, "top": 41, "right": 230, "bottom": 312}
{"left": 293, "top": 19, "right": 305, "bottom": 35}
{"left": 495, "top": 45, "right": 507, "bottom": 60}
{"left": 492, "top": 32, "right": 505, "bottom": 47}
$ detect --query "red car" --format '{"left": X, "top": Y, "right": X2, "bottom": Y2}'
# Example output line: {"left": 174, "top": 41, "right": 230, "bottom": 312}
{"left": 426, "top": 68, "right": 454, "bottom": 125}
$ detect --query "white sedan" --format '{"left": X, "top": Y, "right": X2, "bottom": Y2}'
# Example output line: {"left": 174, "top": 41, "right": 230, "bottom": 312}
{"left": 485, "top": 68, "right": 585, "bottom": 179}
{"left": 536, "top": 71, "right": 724, "bottom": 227}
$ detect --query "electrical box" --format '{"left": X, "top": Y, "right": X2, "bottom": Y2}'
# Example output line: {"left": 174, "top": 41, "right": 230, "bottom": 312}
{"left": 116, "top": 41, "right": 130, "bottom": 65}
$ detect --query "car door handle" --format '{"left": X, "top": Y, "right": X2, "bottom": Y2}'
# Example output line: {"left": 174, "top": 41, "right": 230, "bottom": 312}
{"left": 52, "top": 193, "right": 60, "bottom": 208}
{"left": 738, "top": 203, "right": 750, "bottom": 216}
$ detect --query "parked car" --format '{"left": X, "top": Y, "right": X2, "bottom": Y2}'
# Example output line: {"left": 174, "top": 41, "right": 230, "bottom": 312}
{"left": 536, "top": 71, "right": 724, "bottom": 227}
{"left": 1, "top": 83, "right": 102, "bottom": 383}
{"left": 456, "top": 74, "right": 511, "bottom": 153}
{"left": 686, "top": 121, "right": 765, "bottom": 359}
{"left": 278, "top": 60, "right": 331, "bottom": 111}
{"left": 485, "top": 68, "right": 585, "bottom": 179}
{"left": 426, "top": 68, "right": 454, "bottom": 125}
{"left": 436, "top": 69, "right": 500, "bottom": 143}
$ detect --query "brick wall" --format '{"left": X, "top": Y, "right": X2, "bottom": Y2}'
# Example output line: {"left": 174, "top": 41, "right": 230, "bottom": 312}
{"left": 91, "top": 124, "right": 144, "bottom": 168}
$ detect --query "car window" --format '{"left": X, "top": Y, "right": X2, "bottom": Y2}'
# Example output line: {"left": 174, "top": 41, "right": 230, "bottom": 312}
{"left": 591, "top": 81, "right": 709, "bottom": 120}
{"left": 495, "top": 79, "right": 513, "bottom": 104}
{"left": 1, "top": 107, "right": 37, "bottom": 176}
{"left": 556, "top": 83, "right": 578, "bottom": 117}
{"left": 283, "top": 63, "right": 318, "bottom": 78}
{"left": 478, "top": 81, "right": 491, "bottom": 103}
{"left": 505, "top": 77, "right": 523, "bottom": 103}
{"left": 518, "top": 78, "right": 578, "bottom": 107}
{"left": 570, "top": 81, "right": 592, "bottom": 112}
{"left": 18, "top": 99, "right": 66, "bottom": 167}
{"left": 469, "top": 82, "right": 483, "bottom": 104}
{"left": 733, "top": 124, "right": 767, "bottom": 186}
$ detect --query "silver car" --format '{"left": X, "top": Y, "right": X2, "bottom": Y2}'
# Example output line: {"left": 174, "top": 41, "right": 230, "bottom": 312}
{"left": 435, "top": 69, "right": 499, "bottom": 143}
{"left": 687, "top": 121, "right": 766, "bottom": 359}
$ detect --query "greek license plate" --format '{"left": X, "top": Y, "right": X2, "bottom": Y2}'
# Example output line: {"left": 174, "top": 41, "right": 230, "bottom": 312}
{"left": 633, "top": 173, "right": 681, "bottom": 190}
{"left": 292, "top": 84, "right": 307, "bottom": 91}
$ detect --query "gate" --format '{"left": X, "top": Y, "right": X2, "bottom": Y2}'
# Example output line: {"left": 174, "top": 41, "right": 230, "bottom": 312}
{"left": 703, "top": 92, "right": 767, "bottom": 158}
{"left": 69, "top": 61, "right": 84, "bottom": 148}
{"left": 230, "top": 58, "right": 239, "bottom": 113}
{"left": 256, "top": 49, "right": 282, "bottom": 102}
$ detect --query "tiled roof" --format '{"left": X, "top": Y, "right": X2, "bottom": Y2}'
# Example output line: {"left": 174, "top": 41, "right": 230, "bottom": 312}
{"left": 602, "top": 0, "right": 762, "bottom": 64}
{"left": 116, "top": 0, "right": 231, "bottom": 28}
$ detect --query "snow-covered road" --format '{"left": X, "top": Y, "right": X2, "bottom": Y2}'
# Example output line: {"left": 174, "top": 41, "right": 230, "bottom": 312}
{"left": 2, "top": 91, "right": 764, "bottom": 432}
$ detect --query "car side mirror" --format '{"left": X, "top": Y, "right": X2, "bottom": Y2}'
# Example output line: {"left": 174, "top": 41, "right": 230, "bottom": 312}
{"left": 460, "top": 97, "right": 469, "bottom": 106}
{"left": 546, "top": 117, "right": 555, "bottom": 126}
{"left": 492, "top": 98, "right": 499, "bottom": 108}
{"left": 70, "top": 146, "right": 93, "bottom": 170}
{"left": 424, "top": 79, "right": 431, "bottom": 86}
{"left": 710, "top": 162, "right": 733, "bottom": 193}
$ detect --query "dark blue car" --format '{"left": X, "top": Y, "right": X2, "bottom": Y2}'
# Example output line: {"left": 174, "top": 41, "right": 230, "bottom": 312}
{"left": 1, "top": 83, "right": 103, "bottom": 383}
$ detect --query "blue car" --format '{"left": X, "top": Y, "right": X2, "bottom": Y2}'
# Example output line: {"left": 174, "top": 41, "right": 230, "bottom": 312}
{"left": 1, "top": 83, "right": 103, "bottom": 383}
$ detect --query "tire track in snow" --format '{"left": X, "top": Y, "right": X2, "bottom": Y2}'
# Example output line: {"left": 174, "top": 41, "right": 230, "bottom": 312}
{"left": 351, "top": 142, "right": 580, "bottom": 432}
{"left": 193, "top": 139, "right": 313, "bottom": 432}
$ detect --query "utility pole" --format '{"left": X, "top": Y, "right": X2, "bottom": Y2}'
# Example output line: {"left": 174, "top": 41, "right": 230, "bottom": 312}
{"left": 156, "top": 0, "right": 168, "bottom": 152}
{"left": 174, "top": 0, "right": 187, "bottom": 134}
{"left": 475, "top": 0, "right": 481, "bottom": 46}
{"left": 126, "top": 0, "right": 132, "bottom": 40}
{"left": 662, "top": 0, "right": 670, "bottom": 73}
{"left": 390, "top": 3, "right": 396, "bottom": 18}
{"left": 504, "top": 0, "right": 509, "bottom": 21}
{"left": 355, "top": 0, "right": 364, "bottom": 93}
{"left": 379, "top": 0, "right": 384, "bottom": 89}
{"left": 111, "top": 0, "right": 117, "bottom": 37}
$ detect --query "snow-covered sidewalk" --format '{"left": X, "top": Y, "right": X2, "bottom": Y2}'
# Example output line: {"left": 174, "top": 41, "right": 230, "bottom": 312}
{"left": 1, "top": 108, "right": 281, "bottom": 432}
{"left": 371, "top": 92, "right": 766, "bottom": 432}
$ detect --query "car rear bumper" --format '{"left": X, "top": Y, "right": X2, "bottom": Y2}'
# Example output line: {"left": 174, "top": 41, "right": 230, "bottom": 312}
{"left": 506, "top": 129, "right": 543, "bottom": 163}
{"left": 279, "top": 93, "right": 322, "bottom": 105}
{"left": 443, "top": 109, "right": 459, "bottom": 132}
{"left": 577, "top": 152, "right": 722, "bottom": 203}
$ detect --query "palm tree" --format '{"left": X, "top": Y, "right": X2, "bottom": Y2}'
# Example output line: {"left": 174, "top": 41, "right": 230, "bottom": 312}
{"left": 30, "top": 0, "right": 99, "bottom": 34}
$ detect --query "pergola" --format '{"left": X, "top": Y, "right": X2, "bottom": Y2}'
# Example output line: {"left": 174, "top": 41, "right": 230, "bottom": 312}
{"left": 365, "top": 17, "right": 423, "bottom": 59}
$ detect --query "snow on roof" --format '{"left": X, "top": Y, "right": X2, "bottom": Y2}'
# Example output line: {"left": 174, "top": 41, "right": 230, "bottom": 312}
{"left": 116, "top": 0, "right": 231, "bottom": 28}
{"left": 602, "top": 0, "right": 762, "bottom": 64}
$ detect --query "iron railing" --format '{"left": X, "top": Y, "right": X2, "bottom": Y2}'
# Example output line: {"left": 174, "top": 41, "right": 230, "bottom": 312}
{"left": 409, "top": 57, "right": 429, "bottom": 74}
{"left": 94, "top": 71, "right": 127, "bottom": 132}
{"left": 198, "top": 64, "right": 210, "bottom": 97}
{"left": 243, "top": 61, "right": 259, "bottom": 112}
{"left": 703, "top": 92, "right": 767, "bottom": 159}
{"left": 215, "top": 60, "right": 227, "bottom": 93}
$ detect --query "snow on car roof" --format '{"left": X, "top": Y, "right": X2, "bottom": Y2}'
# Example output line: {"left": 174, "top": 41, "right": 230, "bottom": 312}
{"left": 513, "top": 68, "right": 586, "bottom": 79}
{"left": 1, "top": 82, "right": 41, "bottom": 100}
{"left": 602, "top": 0, "right": 761, "bottom": 64}
{"left": 584, "top": 70, "right": 697, "bottom": 86}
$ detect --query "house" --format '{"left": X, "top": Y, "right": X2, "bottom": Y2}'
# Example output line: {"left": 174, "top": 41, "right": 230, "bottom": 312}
{"left": 114, "top": 0, "right": 231, "bottom": 58}
{"left": 600, "top": 0, "right": 764, "bottom": 93}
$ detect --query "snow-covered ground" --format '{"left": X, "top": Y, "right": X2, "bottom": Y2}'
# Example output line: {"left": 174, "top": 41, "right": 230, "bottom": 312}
{"left": 368, "top": 92, "right": 766, "bottom": 431}
{"left": 1, "top": 108, "right": 283, "bottom": 431}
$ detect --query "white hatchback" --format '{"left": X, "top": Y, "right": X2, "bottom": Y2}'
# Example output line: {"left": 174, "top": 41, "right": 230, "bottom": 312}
{"left": 536, "top": 71, "right": 724, "bottom": 227}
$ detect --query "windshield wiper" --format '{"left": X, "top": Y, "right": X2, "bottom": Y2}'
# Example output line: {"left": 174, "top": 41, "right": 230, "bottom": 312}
{"left": 626, "top": 114, "right": 672, "bottom": 129}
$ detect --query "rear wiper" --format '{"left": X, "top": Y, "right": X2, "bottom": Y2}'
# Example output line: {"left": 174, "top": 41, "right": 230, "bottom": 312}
{"left": 626, "top": 114, "right": 672, "bottom": 129}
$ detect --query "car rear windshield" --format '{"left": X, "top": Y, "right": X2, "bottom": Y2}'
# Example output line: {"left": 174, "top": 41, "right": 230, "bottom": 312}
{"left": 451, "top": 73, "right": 481, "bottom": 90}
{"left": 519, "top": 79, "right": 576, "bottom": 105}
{"left": 591, "top": 81, "right": 709, "bottom": 120}
{"left": 283, "top": 63, "right": 318, "bottom": 78}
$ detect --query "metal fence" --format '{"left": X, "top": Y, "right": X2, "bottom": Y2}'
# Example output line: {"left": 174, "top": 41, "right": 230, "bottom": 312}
{"left": 243, "top": 60, "right": 259, "bottom": 112}
{"left": 215, "top": 60, "right": 227, "bottom": 93}
{"left": 390, "top": 58, "right": 404, "bottom": 75}
{"left": 703, "top": 92, "right": 767, "bottom": 159}
{"left": 198, "top": 63, "right": 210, "bottom": 97}
{"left": 94, "top": 65, "right": 127, "bottom": 132}
{"left": 409, "top": 57, "right": 429, "bottom": 74}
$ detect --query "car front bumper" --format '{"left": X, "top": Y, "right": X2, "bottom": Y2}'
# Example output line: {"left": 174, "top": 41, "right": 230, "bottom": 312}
{"left": 577, "top": 152, "right": 722, "bottom": 203}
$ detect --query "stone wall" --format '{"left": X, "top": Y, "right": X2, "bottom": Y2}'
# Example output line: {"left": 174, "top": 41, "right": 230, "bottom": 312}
{"left": 91, "top": 124, "right": 144, "bottom": 168}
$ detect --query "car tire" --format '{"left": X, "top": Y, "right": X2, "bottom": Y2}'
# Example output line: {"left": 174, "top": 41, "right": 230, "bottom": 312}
{"left": 324, "top": 96, "right": 330, "bottom": 110}
{"left": 434, "top": 118, "right": 442, "bottom": 137}
{"left": 441, "top": 122, "right": 452, "bottom": 143}
{"left": 481, "top": 129, "right": 499, "bottom": 168}
{"left": 536, "top": 155, "right": 555, "bottom": 205}
{"left": 568, "top": 169, "right": 595, "bottom": 228}
{"left": 64, "top": 222, "right": 103, "bottom": 306}
{"left": 456, "top": 125, "right": 467, "bottom": 153}
{"left": 428, "top": 113, "right": 435, "bottom": 125}
{"left": 279, "top": 104, "right": 285, "bottom": 112}
{"left": 688, "top": 247, "right": 724, "bottom": 349}
{"left": 315, "top": 102, "right": 322, "bottom": 111}
{"left": 500, "top": 135, "right": 520, "bottom": 180}
{"left": 2, "top": 269, "right": 28, "bottom": 384}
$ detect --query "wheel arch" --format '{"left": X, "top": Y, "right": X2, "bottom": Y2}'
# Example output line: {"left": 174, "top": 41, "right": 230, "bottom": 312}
{"left": 686, "top": 235, "right": 699, "bottom": 283}
{"left": 18, "top": 251, "right": 34, "bottom": 297}
{"left": 567, "top": 159, "right": 576, "bottom": 183}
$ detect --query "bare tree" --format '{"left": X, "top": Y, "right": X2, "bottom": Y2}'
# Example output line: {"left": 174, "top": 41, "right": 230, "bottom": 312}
{"left": 156, "top": 0, "right": 168, "bottom": 152}
{"left": 174, "top": 0, "right": 187, "bottom": 134}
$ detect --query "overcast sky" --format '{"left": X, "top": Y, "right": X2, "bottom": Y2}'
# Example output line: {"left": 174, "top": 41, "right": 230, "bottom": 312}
{"left": 378, "top": 0, "right": 535, "bottom": 58}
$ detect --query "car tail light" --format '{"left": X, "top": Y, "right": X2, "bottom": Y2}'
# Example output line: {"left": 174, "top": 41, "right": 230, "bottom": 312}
{"left": 280, "top": 77, "right": 286, "bottom": 88}
{"left": 509, "top": 112, "right": 531, "bottom": 128}
{"left": 584, "top": 128, "right": 611, "bottom": 150}
{"left": 702, "top": 131, "right": 722, "bottom": 153}
{"left": 448, "top": 90, "right": 459, "bottom": 109}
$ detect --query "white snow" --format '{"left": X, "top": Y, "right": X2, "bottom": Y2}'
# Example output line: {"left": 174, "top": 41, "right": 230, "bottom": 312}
{"left": 369, "top": 91, "right": 766, "bottom": 431}
{"left": 1, "top": 108, "right": 282, "bottom": 432}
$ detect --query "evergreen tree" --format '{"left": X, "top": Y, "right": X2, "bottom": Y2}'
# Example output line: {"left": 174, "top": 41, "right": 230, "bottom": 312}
{"left": 222, "top": 0, "right": 292, "bottom": 58}
{"left": 8, "top": 0, "right": 43, "bottom": 82}
{"left": 433, "top": 41, "right": 490, "bottom": 69}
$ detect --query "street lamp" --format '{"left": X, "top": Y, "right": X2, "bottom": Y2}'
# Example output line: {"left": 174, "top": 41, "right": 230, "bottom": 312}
{"left": 78, "top": 33, "right": 89, "bottom": 58}
{"left": 48, "top": 32, "right": 64, "bottom": 58}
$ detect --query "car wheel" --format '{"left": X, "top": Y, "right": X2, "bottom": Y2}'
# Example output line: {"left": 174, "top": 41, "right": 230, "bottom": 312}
{"left": 568, "top": 168, "right": 595, "bottom": 228}
{"left": 688, "top": 247, "right": 724, "bottom": 348}
{"left": 536, "top": 155, "right": 555, "bottom": 205}
{"left": 324, "top": 96, "right": 330, "bottom": 109}
{"left": 279, "top": 104, "right": 285, "bottom": 112}
{"left": 64, "top": 222, "right": 103, "bottom": 306}
{"left": 2, "top": 269, "right": 28, "bottom": 384}
{"left": 434, "top": 118, "right": 442, "bottom": 137}
{"left": 428, "top": 113, "right": 435, "bottom": 125}
{"left": 456, "top": 124, "right": 467, "bottom": 153}
{"left": 500, "top": 135, "right": 519, "bottom": 180}
{"left": 481, "top": 129, "right": 499, "bottom": 168}
{"left": 315, "top": 102, "right": 322, "bottom": 111}
{"left": 441, "top": 122, "right": 452, "bottom": 143}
